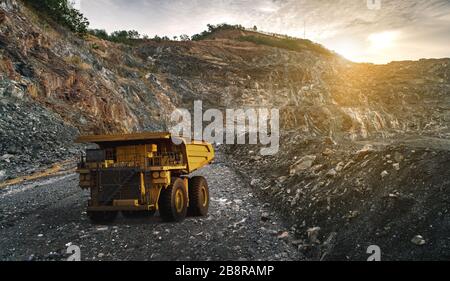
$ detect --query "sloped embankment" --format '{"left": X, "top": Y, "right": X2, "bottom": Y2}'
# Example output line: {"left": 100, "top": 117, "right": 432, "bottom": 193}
{"left": 224, "top": 135, "right": 450, "bottom": 260}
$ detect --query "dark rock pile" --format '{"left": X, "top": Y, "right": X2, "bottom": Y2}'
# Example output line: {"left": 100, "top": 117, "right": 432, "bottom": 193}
{"left": 223, "top": 133, "right": 450, "bottom": 260}
{"left": 0, "top": 97, "right": 79, "bottom": 180}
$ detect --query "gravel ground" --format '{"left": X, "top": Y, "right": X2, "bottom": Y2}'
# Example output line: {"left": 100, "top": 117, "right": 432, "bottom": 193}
{"left": 225, "top": 137, "right": 450, "bottom": 261}
{"left": 0, "top": 153, "right": 301, "bottom": 261}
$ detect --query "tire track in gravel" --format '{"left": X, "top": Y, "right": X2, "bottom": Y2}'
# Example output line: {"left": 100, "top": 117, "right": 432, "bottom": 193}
{"left": 0, "top": 153, "right": 301, "bottom": 261}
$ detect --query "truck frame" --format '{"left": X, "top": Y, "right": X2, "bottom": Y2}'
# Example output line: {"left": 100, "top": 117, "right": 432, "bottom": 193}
{"left": 75, "top": 132, "right": 214, "bottom": 223}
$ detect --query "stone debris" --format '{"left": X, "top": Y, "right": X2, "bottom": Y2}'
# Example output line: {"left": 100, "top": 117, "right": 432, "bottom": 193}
{"left": 356, "top": 145, "right": 375, "bottom": 160}
{"left": 277, "top": 231, "right": 289, "bottom": 240}
{"left": 411, "top": 235, "right": 426, "bottom": 246}
{"left": 290, "top": 156, "right": 316, "bottom": 175}
{"left": 261, "top": 212, "right": 270, "bottom": 222}
{"left": 307, "top": 227, "right": 321, "bottom": 244}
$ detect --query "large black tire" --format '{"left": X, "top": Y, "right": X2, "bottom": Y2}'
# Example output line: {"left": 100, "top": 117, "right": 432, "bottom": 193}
{"left": 87, "top": 211, "right": 118, "bottom": 224}
{"left": 159, "top": 178, "right": 188, "bottom": 222}
{"left": 122, "top": 210, "right": 156, "bottom": 219}
{"left": 188, "top": 176, "right": 209, "bottom": 217}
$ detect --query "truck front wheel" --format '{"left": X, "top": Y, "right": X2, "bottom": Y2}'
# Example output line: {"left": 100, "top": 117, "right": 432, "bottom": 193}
{"left": 188, "top": 176, "right": 209, "bottom": 217}
{"left": 159, "top": 178, "right": 188, "bottom": 222}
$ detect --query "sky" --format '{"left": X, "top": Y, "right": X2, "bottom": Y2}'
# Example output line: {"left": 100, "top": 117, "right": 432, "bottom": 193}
{"left": 77, "top": 0, "right": 450, "bottom": 64}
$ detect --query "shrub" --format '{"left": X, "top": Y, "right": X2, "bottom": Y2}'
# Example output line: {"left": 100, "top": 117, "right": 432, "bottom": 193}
{"left": 24, "top": 0, "right": 89, "bottom": 34}
{"left": 88, "top": 29, "right": 109, "bottom": 40}
{"left": 191, "top": 23, "right": 244, "bottom": 41}
{"left": 179, "top": 34, "right": 190, "bottom": 41}
{"left": 88, "top": 29, "right": 147, "bottom": 45}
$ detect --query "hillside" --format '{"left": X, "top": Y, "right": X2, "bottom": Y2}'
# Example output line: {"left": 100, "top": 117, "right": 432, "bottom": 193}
{"left": 0, "top": 0, "right": 449, "bottom": 260}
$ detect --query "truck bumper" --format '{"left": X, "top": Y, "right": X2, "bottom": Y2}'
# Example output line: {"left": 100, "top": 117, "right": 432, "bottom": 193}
{"left": 88, "top": 200, "right": 156, "bottom": 212}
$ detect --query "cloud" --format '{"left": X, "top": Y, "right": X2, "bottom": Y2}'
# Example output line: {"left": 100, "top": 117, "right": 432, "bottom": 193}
{"left": 80, "top": 0, "right": 450, "bottom": 63}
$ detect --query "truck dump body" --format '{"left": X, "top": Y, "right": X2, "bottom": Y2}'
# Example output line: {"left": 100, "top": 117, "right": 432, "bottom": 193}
{"left": 75, "top": 132, "right": 214, "bottom": 223}
{"left": 76, "top": 132, "right": 214, "bottom": 174}
{"left": 184, "top": 141, "right": 216, "bottom": 174}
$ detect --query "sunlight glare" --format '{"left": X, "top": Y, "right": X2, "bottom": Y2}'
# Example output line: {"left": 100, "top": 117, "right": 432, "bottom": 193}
{"left": 333, "top": 42, "right": 364, "bottom": 62}
{"left": 368, "top": 31, "right": 398, "bottom": 50}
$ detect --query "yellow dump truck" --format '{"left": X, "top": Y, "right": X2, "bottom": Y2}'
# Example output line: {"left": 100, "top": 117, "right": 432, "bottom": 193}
{"left": 75, "top": 132, "right": 214, "bottom": 223}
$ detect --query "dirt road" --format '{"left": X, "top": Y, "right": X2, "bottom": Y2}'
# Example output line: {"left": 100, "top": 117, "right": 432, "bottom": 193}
{"left": 0, "top": 154, "right": 300, "bottom": 261}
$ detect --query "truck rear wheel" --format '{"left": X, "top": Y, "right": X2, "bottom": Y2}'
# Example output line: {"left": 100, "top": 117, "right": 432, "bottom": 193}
{"left": 188, "top": 176, "right": 209, "bottom": 217}
{"left": 87, "top": 211, "right": 118, "bottom": 224}
{"left": 159, "top": 178, "right": 188, "bottom": 222}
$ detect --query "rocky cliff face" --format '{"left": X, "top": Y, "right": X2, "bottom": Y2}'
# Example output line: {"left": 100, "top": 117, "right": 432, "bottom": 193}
{"left": 0, "top": 0, "right": 449, "bottom": 260}
{"left": 0, "top": 0, "right": 177, "bottom": 177}
{"left": 0, "top": 0, "right": 176, "bottom": 134}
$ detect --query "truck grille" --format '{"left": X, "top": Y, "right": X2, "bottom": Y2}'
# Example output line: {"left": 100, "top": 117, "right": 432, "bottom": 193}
{"left": 96, "top": 169, "right": 141, "bottom": 203}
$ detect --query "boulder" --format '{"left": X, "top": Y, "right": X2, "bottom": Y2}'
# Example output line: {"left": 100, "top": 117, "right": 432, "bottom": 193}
{"left": 307, "top": 227, "right": 321, "bottom": 244}
{"left": 356, "top": 144, "right": 375, "bottom": 160}
{"left": 322, "top": 148, "right": 334, "bottom": 156}
{"left": 411, "top": 235, "right": 426, "bottom": 246}
{"left": 393, "top": 163, "right": 400, "bottom": 171}
{"left": 289, "top": 155, "right": 316, "bottom": 175}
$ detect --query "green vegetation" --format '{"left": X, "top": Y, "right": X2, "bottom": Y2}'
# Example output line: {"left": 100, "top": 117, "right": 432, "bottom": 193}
{"left": 151, "top": 35, "right": 171, "bottom": 42}
{"left": 238, "top": 35, "right": 334, "bottom": 57}
{"left": 91, "top": 43, "right": 100, "bottom": 50}
{"left": 88, "top": 29, "right": 173, "bottom": 45}
{"left": 179, "top": 34, "right": 190, "bottom": 41}
{"left": 88, "top": 29, "right": 109, "bottom": 40}
{"left": 88, "top": 29, "right": 141, "bottom": 44}
{"left": 191, "top": 23, "right": 244, "bottom": 41}
{"left": 189, "top": 24, "right": 332, "bottom": 57}
{"left": 23, "top": 0, "right": 89, "bottom": 34}
{"left": 22, "top": 4, "right": 331, "bottom": 58}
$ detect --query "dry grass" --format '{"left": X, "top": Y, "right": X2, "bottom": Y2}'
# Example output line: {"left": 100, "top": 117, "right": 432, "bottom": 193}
{"left": 0, "top": 160, "right": 76, "bottom": 189}
{"left": 64, "top": 55, "right": 92, "bottom": 71}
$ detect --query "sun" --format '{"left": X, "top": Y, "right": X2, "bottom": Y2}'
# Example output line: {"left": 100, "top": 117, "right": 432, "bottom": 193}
{"left": 368, "top": 31, "right": 399, "bottom": 50}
